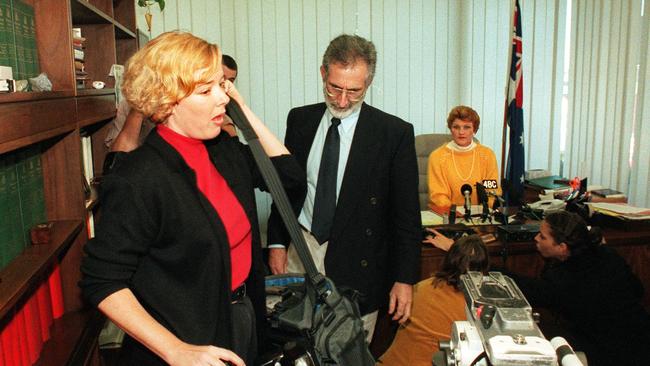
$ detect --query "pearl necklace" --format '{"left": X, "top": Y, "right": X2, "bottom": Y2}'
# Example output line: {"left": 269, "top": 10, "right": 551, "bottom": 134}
{"left": 451, "top": 148, "right": 476, "bottom": 182}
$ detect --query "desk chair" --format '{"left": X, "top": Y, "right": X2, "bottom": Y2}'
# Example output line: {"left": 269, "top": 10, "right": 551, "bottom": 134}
{"left": 415, "top": 133, "right": 452, "bottom": 210}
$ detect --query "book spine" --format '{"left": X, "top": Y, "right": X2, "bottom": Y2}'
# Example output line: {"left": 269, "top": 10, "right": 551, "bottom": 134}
{"left": 2, "top": 152, "right": 25, "bottom": 265}
{"left": 36, "top": 277, "right": 53, "bottom": 341}
{"left": 16, "top": 309, "right": 30, "bottom": 365}
{"left": 0, "top": 0, "right": 17, "bottom": 80}
{"left": 16, "top": 146, "right": 46, "bottom": 249}
{"left": 23, "top": 295, "right": 44, "bottom": 364}
{"left": 81, "top": 135, "right": 95, "bottom": 238}
{"left": 0, "top": 157, "right": 8, "bottom": 268}
{"left": 29, "top": 147, "right": 46, "bottom": 224}
{"left": 0, "top": 1, "right": 9, "bottom": 72}
{"left": 6, "top": 0, "right": 16, "bottom": 80}
{"left": 0, "top": 329, "right": 4, "bottom": 366}
{"left": 15, "top": 148, "right": 29, "bottom": 247}
{"left": 11, "top": 0, "right": 24, "bottom": 81}
{"left": 48, "top": 263, "right": 65, "bottom": 318}
{"left": 18, "top": 0, "right": 36, "bottom": 79}
{"left": 6, "top": 315, "right": 20, "bottom": 365}
{"left": 74, "top": 48, "right": 84, "bottom": 61}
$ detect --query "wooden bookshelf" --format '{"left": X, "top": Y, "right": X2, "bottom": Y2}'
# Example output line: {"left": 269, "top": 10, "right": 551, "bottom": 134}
{"left": 77, "top": 93, "right": 117, "bottom": 128}
{"left": 0, "top": 220, "right": 82, "bottom": 320}
{"left": 0, "top": 1, "right": 136, "bottom": 364}
{"left": 0, "top": 97, "right": 77, "bottom": 155}
{"left": 0, "top": 91, "right": 74, "bottom": 103}
{"left": 70, "top": 0, "right": 114, "bottom": 24}
{"left": 34, "top": 309, "right": 105, "bottom": 366}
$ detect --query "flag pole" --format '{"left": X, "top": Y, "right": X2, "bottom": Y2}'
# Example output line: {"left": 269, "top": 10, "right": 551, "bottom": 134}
{"left": 500, "top": 0, "right": 517, "bottom": 180}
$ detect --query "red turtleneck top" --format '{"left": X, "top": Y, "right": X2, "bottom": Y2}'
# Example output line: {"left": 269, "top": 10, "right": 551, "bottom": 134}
{"left": 158, "top": 124, "right": 251, "bottom": 290}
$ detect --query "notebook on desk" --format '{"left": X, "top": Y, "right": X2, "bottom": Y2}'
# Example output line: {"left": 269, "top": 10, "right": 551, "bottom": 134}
{"left": 421, "top": 210, "right": 444, "bottom": 226}
{"left": 591, "top": 188, "right": 626, "bottom": 198}
{"left": 525, "top": 175, "right": 570, "bottom": 190}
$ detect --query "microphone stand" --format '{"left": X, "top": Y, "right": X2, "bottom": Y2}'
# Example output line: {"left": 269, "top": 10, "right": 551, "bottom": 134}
{"left": 461, "top": 185, "right": 473, "bottom": 223}
{"left": 476, "top": 183, "right": 491, "bottom": 223}
{"left": 488, "top": 191, "right": 509, "bottom": 266}
{"left": 481, "top": 204, "right": 490, "bottom": 223}
{"left": 500, "top": 194, "right": 510, "bottom": 267}
{"left": 487, "top": 192, "right": 505, "bottom": 224}
{"left": 464, "top": 204, "right": 472, "bottom": 223}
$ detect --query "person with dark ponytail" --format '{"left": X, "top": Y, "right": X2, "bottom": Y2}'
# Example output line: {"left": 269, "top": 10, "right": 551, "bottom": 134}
{"left": 509, "top": 211, "right": 650, "bottom": 366}
{"left": 377, "top": 235, "right": 489, "bottom": 366}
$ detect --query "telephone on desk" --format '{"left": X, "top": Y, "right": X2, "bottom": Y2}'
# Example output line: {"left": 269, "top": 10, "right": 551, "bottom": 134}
{"left": 422, "top": 224, "right": 477, "bottom": 240}
{"left": 519, "top": 199, "right": 566, "bottom": 220}
{"left": 528, "top": 199, "right": 566, "bottom": 213}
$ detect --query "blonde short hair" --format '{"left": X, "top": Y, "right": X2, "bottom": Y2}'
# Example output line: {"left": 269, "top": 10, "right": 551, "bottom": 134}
{"left": 446, "top": 105, "right": 481, "bottom": 132}
{"left": 122, "top": 31, "right": 222, "bottom": 122}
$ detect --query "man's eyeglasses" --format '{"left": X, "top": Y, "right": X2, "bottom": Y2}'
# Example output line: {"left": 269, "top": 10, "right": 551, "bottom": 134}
{"left": 325, "top": 83, "right": 366, "bottom": 102}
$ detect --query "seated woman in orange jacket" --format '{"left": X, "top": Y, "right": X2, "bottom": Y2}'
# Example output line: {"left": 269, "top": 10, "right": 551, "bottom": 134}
{"left": 376, "top": 235, "right": 489, "bottom": 366}
{"left": 427, "top": 106, "right": 500, "bottom": 214}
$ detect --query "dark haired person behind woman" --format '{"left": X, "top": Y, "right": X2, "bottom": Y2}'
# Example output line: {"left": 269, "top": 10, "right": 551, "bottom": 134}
{"left": 509, "top": 211, "right": 650, "bottom": 366}
{"left": 376, "top": 235, "right": 489, "bottom": 366}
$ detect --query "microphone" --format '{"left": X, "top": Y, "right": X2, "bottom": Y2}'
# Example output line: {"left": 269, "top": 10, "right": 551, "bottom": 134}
{"left": 460, "top": 184, "right": 473, "bottom": 221}
{"left": 487, "top": 190, "right": 507, "bottom": 225}
{"left": 475, "top": 182, "right": 490, "bottom": 222}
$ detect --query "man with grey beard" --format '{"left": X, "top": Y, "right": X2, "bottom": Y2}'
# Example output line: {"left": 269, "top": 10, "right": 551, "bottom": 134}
{"left": 267, "top": 34, "right": 421, "bottom": 343}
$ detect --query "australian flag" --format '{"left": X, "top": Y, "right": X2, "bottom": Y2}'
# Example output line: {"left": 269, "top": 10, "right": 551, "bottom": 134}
{"left": 504, "top": 0, "right": 525, "bottom": 206}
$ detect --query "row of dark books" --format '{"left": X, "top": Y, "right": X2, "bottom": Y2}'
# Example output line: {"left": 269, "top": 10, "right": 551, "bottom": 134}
{"left": 0, "top": 0, "right": 39, "bottom": 82}
{"left": 0, "top": 144, "right": 46, "bottom": 269}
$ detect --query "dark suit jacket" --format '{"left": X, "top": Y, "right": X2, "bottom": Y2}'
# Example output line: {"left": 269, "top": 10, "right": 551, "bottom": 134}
{"left": 81, "top": 131, "right": 304, "bottom": 364}
{"left": 268, "top": 102, "right": 421, "bottom": 314}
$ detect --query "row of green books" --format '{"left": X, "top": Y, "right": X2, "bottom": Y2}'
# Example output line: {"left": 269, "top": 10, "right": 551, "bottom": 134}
{"left": 0, "top": 0, "right": 39, "bottom": 82}
{"left": 0, "top": 145, "right": 47, "bottom": 270}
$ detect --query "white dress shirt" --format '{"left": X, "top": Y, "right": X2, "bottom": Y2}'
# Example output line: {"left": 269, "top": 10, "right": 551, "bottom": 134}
{"left": 298, "top": 107, "right": 360, "bottom": 231}
{"left": 268, "top": 106, "right": 360, "bottom": 248}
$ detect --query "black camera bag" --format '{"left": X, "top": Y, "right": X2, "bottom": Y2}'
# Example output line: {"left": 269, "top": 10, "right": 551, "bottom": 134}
{"left": 227, "top": 101, "right": 374, "bottom": 366}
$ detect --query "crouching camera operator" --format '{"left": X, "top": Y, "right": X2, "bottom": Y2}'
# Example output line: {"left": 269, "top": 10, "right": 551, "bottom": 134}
{"left": 505, "top": 211, "right": 650, "bottom": 366}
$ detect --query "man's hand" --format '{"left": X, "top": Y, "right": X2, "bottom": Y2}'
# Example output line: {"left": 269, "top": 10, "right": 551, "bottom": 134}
{"left": 268, "top": 247, "right": 288, "bottom": 274}
{"left": 388, "top": 282, "right": 413, "bottom": 324}
{"left": 111, "top": 110, "right": 145, "bottom": 152}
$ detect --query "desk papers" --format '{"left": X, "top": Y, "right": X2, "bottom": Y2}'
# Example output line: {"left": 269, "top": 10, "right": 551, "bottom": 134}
{"left": 586, "top": 202, "right": 650, "bottom": 220}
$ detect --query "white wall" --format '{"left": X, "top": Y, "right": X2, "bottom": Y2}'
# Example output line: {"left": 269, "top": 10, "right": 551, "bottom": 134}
{"left": 562, "top": 0, "right": 649, "bottom": 207}
{"left": 136, "top": 1, "right": 563, "bottom": 168}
